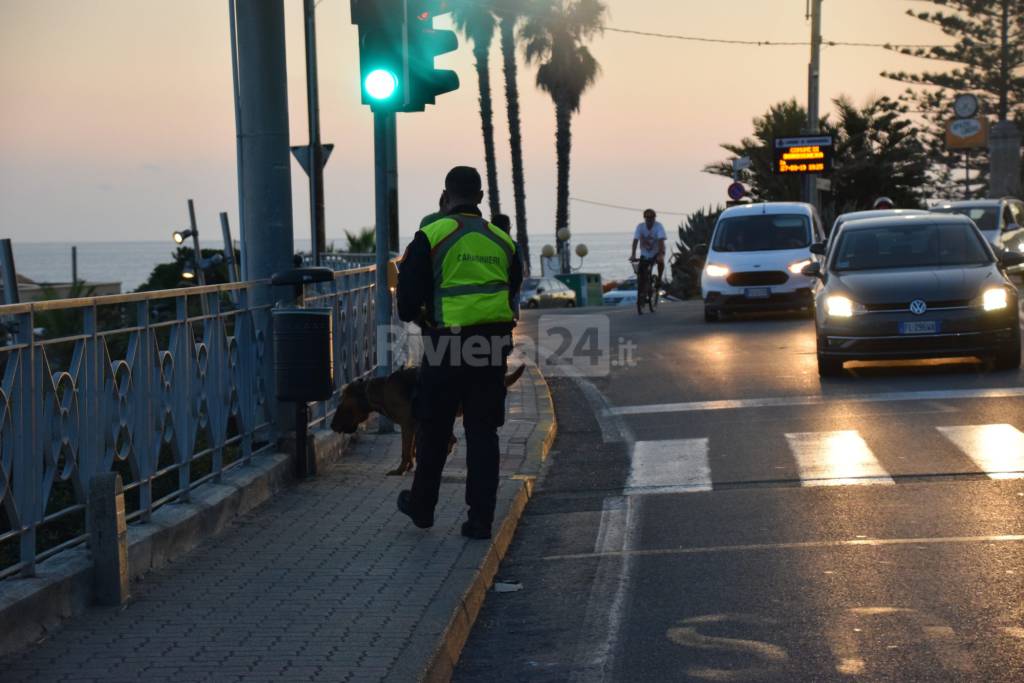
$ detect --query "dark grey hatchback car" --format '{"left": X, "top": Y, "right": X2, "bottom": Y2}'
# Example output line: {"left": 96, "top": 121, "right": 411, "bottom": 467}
{"left": 803, "top": 214, "right": 1024, "bottom": 377}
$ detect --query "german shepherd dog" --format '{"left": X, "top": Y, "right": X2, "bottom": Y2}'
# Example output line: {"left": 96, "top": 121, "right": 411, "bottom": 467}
{"left": 330, "top": 365, "right": 526, "bottom": 475}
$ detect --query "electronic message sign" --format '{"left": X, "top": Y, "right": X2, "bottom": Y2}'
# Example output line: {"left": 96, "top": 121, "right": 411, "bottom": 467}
{"left": 772, "top": 136, "right": 834, "bottom": 175}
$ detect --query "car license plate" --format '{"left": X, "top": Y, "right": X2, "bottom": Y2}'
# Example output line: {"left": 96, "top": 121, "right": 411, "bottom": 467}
{"left": 899, "top": 321, "right": 939, "bottom": 335}
{"left": 744, "top": 288, "right": 770, "bottom": 299}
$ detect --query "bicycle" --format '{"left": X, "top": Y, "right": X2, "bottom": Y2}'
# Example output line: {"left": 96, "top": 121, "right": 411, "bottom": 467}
{"left": 630, "top": 257, "right": 660, "bottom": 314}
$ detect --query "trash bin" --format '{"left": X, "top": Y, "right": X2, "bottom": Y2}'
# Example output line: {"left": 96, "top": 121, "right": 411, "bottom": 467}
{"left": 272, "top": 308, "right": 334, "bottom": 402}
{"left": 554, "top": 273, "right": 603, "bottom": 307}
{"left": 270, "top": 267, "right": 334, "bottom": 479}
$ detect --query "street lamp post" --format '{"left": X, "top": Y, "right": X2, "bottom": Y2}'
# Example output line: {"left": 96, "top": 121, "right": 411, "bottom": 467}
{"left": 173, "top": 199, "right": 207, "bottom": 289}
{"left": 172, "top": 199, "right": 210, "bottom": 315}
{"left": 803, "top": 0, "right": 823, "bottom": 208}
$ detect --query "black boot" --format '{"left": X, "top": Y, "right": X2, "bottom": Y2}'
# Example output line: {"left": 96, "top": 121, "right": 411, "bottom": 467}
{"left": 461, "top": 520, "right": 492, "bottom": 540}
{"left": 397, "top": 490, "right": 434, "bottom": 529}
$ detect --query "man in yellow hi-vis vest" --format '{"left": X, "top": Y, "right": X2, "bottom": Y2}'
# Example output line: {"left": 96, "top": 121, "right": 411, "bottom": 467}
{"left": 396, "top": 166, "right": 523, "bottom": 539}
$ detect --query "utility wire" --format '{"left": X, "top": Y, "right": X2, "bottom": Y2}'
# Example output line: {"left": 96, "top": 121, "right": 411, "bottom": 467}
{"left": 570, "top": 197, "right": 690, "bottom": 216}
{"left": 445, "top": 0, "right": 952, "bottom": 50}
{"left": 604, "top": 26, "right": 952, "bottom": 50}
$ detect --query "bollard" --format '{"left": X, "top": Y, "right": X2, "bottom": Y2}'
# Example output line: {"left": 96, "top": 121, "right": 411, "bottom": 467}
{"left": 88, "top": 473, "right": 130, "bottom": 606}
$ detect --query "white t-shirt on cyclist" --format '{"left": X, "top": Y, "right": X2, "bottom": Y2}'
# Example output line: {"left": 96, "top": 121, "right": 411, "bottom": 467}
{"left": 634, "top": 221, "right": 667, "bottom": 259}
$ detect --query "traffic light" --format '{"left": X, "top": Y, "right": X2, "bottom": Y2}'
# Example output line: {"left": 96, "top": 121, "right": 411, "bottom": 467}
{"left": 404, "top": 1, "right": 459, "bottom": 112}
{"left": 352, "top": 0, "right": 405, "bottom": 110}
{"left": 351, "top": 0, "right": 459, "bottom": 113}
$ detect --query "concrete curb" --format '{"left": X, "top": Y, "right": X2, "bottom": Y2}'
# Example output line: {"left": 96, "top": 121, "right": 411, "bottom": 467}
{"left": 418, "top": 363, "right": 557, "bottom": 682}
{"left": 0, "top": 429, "right": 350, "bottom": 658}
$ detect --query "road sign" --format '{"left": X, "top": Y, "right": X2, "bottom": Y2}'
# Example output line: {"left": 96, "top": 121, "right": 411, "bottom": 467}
{"left": 731, "top": 156, "right": 752, "bottom": 179}
{"left": 772, "top": 136, "right": 834, "bottom": 175}
{"left": 290, "top": 144, "right": 335, "bottom": 177}
{"left": 946, "top": 117, "right": 989, "bottom": 149}
{"left": 727, "top": 182, "right": 746, "bottom": 201}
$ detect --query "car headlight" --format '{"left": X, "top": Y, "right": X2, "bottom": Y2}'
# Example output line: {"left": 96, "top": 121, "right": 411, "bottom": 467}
{"left": 788, "top": 259, "right": 813, "bottom": 275}
{"left": 826, "top": 295, "right": 865, "bottom": 318}
{"left": 705, "top": 263, "right": 730, "bottom": 278}
{"left": 983, "top": 287, "right": 1009, "bottom": 311}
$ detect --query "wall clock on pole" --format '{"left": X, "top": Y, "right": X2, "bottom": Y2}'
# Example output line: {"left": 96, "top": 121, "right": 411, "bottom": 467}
{"left": 953, "top": 93, "right": 979, "bottom": 119}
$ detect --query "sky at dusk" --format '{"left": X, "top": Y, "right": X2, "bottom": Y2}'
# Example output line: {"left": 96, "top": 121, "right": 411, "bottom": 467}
{"left": 0, "top": 0, "right": 950, "bottom": 247}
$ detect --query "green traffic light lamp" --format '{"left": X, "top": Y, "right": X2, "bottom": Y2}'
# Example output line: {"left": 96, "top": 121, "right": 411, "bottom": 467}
{"left": 364, "top": 69, "right": 398, "bottom": 101}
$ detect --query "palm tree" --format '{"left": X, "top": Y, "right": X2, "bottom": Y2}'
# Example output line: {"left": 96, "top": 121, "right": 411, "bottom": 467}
{"left": 521, "top": 0, "right": 606, "bottom": 272}
{"left": 452, "top": 1, "right": 501, "bottom": 219}
{"left": 494, "top": 0, "right": 531, "bottom": 274}
{"left": 345, "top": 227, "right": 375, "bottom": 253}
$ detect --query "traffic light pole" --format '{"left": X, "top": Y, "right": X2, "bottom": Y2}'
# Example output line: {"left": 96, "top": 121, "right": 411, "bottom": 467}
{"left": 374, "top": 110, "right": 396, "bottom": 433}
{"left": 385, "top": 114, "right": 400, "bottom": 252}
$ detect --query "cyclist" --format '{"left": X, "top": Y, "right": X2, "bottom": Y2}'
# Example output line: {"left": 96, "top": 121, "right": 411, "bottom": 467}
{"left": 630, "top": 208, "right": 666, "bottom": 285}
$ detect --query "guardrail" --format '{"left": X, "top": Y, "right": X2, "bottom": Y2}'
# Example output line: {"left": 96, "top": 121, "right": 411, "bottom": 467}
{"left": 0, "top": 266, "right": 379, "bottom": 579}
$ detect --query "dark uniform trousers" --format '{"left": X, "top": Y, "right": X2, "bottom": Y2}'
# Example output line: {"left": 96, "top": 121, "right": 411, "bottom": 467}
{"left": 409, "top": 333, "right": 512, "bottom": 526}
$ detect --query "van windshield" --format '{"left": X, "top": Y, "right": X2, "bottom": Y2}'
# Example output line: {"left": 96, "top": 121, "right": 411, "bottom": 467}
{"left": 712, "top": 214, "right": 811, "bottom": 252}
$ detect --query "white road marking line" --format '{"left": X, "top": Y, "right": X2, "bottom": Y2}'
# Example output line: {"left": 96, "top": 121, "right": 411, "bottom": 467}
{"left": 594, "top": 496, "right": 627, "bottom": 554}
{"left": 627, "top": 439, "right": 712, "bottom": 494}
{"left": 937, "top": 424, "right": 1024, "bottom": 479}
{"left": 605, "top": 386, "right": 1024, "bottom": 417}
{"left": 542, "top": 534, "right": 1024, "bottom": 562}
{"left": 565, "top": 374, "right": 636, "bottom": 683}
{"left": 785, "top": 431, "right": 894, "bottom": 487}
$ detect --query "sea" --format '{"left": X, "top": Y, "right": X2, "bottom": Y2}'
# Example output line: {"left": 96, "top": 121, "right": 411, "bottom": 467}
{"left": 11, "top": 232, "right": 650, "bottom": 293}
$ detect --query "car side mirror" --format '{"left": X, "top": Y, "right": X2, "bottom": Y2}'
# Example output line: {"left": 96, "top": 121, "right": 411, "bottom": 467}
{"left": 801, "top": 262, "right": 823, "bottom": 279}
{"left": 1005, "top": 223, "right": 1021, "bottom": 233}
{"left": 809, "top": 242, "right": 827, "bottom": 256}
{"left": 694, "top": 244, "right": 708, "bottom": 257}
{"left": 999, "top": 251, "right": 1024, "bottom": 268}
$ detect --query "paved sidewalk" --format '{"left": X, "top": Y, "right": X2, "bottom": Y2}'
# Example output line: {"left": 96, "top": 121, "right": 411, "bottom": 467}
{"left": 0, "top": 360, "right": 554, "bottom": 683}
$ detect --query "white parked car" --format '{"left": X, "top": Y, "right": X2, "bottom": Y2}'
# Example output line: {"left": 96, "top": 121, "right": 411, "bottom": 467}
{"left": 931, "top": 198, "right": 1024, "bottom": 279}
{"left": 603, "top": 278, "right": 638, "bottom": 307}
{"left": 699, "top": 202, "right": 826, "bottom": 322}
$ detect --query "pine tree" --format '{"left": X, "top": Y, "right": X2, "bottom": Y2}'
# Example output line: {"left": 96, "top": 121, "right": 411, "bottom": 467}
{"left": 882, "top": 0, "right": 1024, "bottom": 198}
{"left": 702, "top": 100, "right": 811, "bottom": 203}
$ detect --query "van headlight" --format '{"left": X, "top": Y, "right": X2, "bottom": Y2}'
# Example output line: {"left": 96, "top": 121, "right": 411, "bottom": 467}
{"left": 826, "top": 295, "right": 865, "bottom": 318}
{"left": 705, "top": 263, "right": 730, "bottom": 278}
{"left": 983, "top": 287, "right": 1009, "bottom": 311}
{"left": 788, "top": 259, "right": 813, "bottom": 275}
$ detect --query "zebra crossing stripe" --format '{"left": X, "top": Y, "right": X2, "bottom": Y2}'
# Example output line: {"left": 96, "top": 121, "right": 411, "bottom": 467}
{"left": 785, "top": 431, "right": 895, "bottom": 487}
{"left": 937, "top": 424, "right": 1024, "bottom": 480}
{"left": 628, "top": 439, "right": 712, "bottom": 494}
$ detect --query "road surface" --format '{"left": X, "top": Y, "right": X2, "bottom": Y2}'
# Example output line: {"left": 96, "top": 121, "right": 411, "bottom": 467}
{"left": 456, "top": 301, "right": 1024, "bottom": 682}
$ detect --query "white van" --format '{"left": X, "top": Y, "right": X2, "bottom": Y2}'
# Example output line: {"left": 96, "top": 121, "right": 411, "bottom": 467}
{"left": 700, "top": 202, "right": 825, "bottom": 322}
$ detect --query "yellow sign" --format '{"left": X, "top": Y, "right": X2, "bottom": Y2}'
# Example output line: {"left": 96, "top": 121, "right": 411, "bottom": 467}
{"left": 773, "top": 136, "right": 834, "bottom": 175}
{"left": 779, "top": 146, "right": 827, "bottom": 174}
{"left": 946, "top": 117, "right": 989, "bottom": 150}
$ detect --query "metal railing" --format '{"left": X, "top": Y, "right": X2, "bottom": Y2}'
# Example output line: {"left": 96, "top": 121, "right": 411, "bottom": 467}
{"left": 0, "top": 265, "right": 378, "bottom": 579}
{"left": 301, "top": 252, "right": 378, "bottom": 271}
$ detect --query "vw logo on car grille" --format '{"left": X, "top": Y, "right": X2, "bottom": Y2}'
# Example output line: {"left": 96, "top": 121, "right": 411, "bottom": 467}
{"left": 909, "top": 299, "right": 928, "bottom": 315}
